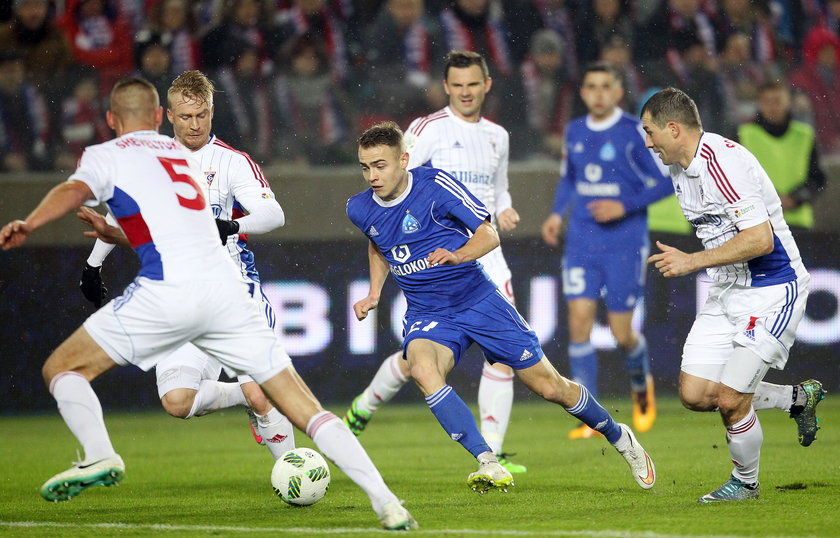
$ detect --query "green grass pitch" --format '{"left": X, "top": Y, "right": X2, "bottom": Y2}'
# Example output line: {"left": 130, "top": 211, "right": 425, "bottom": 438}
{"left": 0, "top": 396, "right": 836, "bottom": 536}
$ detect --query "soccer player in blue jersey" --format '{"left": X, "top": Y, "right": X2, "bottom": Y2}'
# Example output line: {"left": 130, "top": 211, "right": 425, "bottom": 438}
{"left": 347, "top": 121, "right": 656, "bottom": 493}
{"left": 541, "top": 62, "right": 673, "bottom": 439}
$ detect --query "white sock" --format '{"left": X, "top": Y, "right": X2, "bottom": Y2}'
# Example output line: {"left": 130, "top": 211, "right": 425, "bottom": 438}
{"left": 188, "top": 380, "right": 247, "bottom": 418}
{"left": 50, "top": 372, "right": 116, "bottom": 462}
{"left": 478, "top": 362, "right": 514, "bottom": 454}
{"left": 257, "top": 408, "right": 296, "bottom": 459}
{"left": 357, "top": 351, "right": 408, "bottom": 414}
{"left": 307, "top": 411, "right": 398, "bottom": 515}
{"left": 752, "top": 382, "right": 793, "bottom": 412}
{"left": 726, "top": 407, "right": 762, "bottom": 484}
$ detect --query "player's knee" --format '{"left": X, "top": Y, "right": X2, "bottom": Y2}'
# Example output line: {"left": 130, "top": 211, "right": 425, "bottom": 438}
{"left": 161, "top": 391, "right": 195, "bottom": 419}
{"left": 243, "top": 385, "right": 272, "bottom": 415}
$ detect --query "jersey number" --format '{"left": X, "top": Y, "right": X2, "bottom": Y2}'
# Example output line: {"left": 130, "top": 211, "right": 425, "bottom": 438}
{"left": 563, "top": 267, "right": 586, "bottom": 295}
{"left": 158, "top": 157, "right": 206, "bottom": 210}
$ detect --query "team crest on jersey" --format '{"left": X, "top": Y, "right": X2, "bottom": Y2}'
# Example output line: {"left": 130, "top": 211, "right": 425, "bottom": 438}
{"left": 205, "top": 171, "right": 216, "bottom": 185}
{"left": 599, "top": 141, "right": 617, "bottom": 161}
{"left": 402, "top": 211, "right": 421, "bottom": 234}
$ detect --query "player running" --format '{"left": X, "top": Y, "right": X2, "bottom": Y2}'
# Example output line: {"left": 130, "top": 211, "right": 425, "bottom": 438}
{"left": 642, "top": 87, "right": 825, "bottom": 502}
{"left": 541, "top": 62, "right": 673, "bottom": 439}
{"left": 0, "top": 78, "right": 416, "bottom": 530}
{"left": 343, "top": 50, "right": 526, "bottom": 474}
{"left": 347, "top": 121, "right": 656, "bottom": 494}
{"left": 78, "top": 70, "right": 294, "bottom": 459}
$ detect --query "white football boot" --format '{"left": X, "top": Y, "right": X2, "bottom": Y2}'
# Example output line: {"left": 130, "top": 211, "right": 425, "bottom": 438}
{"left": 615, "top": 423, "right": 655, "bottom": 489}
{"left": 379, "top": 500, "right": 419, "bottom": 530}
{"left": 40, "top": 454, "right": 125, "bottom": 502}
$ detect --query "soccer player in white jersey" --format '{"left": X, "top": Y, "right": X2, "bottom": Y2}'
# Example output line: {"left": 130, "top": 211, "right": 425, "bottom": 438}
{"left": 0, "top": 78, "right": 417, "bottom": 530}
{"left": 79, "top": 70, "right": 294, "bottom": 460}
{"left": 641, "top": 87, "right": 826, "bottom": 503}
{"left": 343, "top": 50, "right": 526, "bottom": 474}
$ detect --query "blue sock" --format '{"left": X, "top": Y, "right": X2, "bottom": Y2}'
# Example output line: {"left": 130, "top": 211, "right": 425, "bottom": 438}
{"left": 426, "top": 385, "right": 491, "bottom": 458}
{"left": 565, "top": 385, "right": 622, "bottom": 444}
{"left": 569, "top": 341, "right": 598, "bottom": 400}
{"left": 624, "top": 334, "right": 650, "bottom": 392}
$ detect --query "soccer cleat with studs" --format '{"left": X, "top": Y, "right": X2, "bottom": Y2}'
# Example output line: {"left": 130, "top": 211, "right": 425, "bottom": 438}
{"left": 40, "top": 455, "right": 125, "bottom": 502}
{"left": 342, "top": 394, "right": 373, "bottom": 436}
{"left": 698, "top": 475, "right": 759, "bottom": 503}
{"left": 790, "top": 379, "right": 826, "bottom": 447}
{"left": 379, "top": 500, "right": 419, "bottom": 531}
{"left": 467, "top": 461, "right": 514, "bottom": 494}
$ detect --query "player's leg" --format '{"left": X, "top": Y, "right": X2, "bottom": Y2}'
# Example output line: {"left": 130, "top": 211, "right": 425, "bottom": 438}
{"left": 157, "top": 345, "right": 245, "bottom": 419}
{"left": 566, "top": 297, "right": 600, "bottom": 439}
{"left": 343, "top": 350, "right": 410, "bottom": 435}
{"left": 239, "top": 377, "right": 295, "bottom": 458}
{"left": 39, "top": 325, "right": 124, "bottom": 502}
{"left": 607, "top": 310, "right": 655, "bottom": 433}
{"left": 515, "top": 356, "right": 655, "bottom": 490}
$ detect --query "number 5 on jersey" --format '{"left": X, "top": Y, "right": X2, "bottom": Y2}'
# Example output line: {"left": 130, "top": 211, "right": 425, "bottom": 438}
{"left": 158, "top": 157, "right": 206, "bottom": 210}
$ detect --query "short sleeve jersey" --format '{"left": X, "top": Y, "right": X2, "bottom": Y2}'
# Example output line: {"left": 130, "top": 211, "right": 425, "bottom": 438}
{"left": 346, "top": 166, "right": 497, "bottom": 314}
{"left": 404, "top": 107, "right": 510, "bottom": 218}
{"left": 670, "top": 132, "right": 807, "bottom": 287}
{"left": 70, "top": 130, "right": 240, "bottom": 282}
{"left": 194, "top": 135, "right": 276, "bottom": 282}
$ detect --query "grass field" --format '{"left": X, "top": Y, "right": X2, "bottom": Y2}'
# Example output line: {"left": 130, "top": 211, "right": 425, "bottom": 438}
{"left": 0, "top": 396, "right": 836, "bottom": 537}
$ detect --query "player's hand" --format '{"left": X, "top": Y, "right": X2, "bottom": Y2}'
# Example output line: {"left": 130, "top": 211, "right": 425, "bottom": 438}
{"left": 496, "top": 208, "right": 520, "bottom": 232}
{"left": 80, "top": 263, "right": 109, "bottom": 308}
{"left": 647, "top": 240, "right": 695, "bottom": 278}
{"left": 587, "top": 199, "right": 626, "bottom": 222}
{"left": 215, "top": 219, "right": 240, "bottom": 245}
{"left": 0, "top": 219, "right": 31, "bottom": 250}
{"left": 354, "top": 296, "right": 379, "bottom": 321}
{"left": 541, "top": 213, "right": 562, "bottom": 247}
{"left": 77, "top": 207, "right": 128, "bottom": 245}
{"left": 427, "top": 248, "right": 461, "bottom": 267}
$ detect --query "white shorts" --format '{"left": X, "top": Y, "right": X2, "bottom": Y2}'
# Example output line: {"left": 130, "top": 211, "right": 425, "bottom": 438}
{"left": 681, "top": 274, "right": 809, "bottom": 383}
{"left": 479, "top": 245, "right": 514, "bottom": 302}
{"left": 85, "top": 277, "right": 291, "bottom": 385}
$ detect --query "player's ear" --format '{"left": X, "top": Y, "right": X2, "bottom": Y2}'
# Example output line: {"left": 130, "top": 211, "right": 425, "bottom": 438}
{"left": 106, "top": 110, "right": 116, "bottom": 131}
{"left": 400, "top": 152, "right": 409, "bottom": 169}
{"left": 484, "top": 76, "right": 493, "bottom": 93}
{"left": 166, "top": 107, "right": 174, "bottom": 124}
{"left": 154, "top": 106, "right": 164, "bottom": 127}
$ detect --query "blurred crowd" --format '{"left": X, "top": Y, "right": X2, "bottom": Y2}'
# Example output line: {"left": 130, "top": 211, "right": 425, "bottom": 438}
{"left": 2, "top": 0, "right": 840, "bottom": 171}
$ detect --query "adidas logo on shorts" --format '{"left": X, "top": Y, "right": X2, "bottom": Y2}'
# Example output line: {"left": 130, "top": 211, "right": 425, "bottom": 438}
{"left": 519, "top": 350, "right": 534, "bottom": 361}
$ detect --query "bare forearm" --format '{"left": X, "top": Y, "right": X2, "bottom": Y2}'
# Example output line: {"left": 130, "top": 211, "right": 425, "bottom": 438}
{"left": 692, "top": 222, "right": 773, "bottom": 270}
{"left": 367, "top": 241, "right": 390, "bottom": 297}
{"left": 453, "top": 221, "right": 499, "bottom": 263}
{"left": 26, "top": 181, "right": 92, "bottom": 232}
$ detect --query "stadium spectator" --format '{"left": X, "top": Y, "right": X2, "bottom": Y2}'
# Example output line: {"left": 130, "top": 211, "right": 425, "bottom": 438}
{"left": 56, "top": 0, "right": 134, "bottom": 91}
{"left": 575, "top": 0, "right": 634, "bottom": 64}
{"left": 718, "top": 31, "right": 767, "bottom": 127}
{"left": 0, "top": 50, "right": 51, "bottom": 172}
{"left": 134, "top": 35, "right": 174, "bottom": 101}
{"left": 635, "top": 0, "right": 721, "bottom": 68}
{"left": 790, "top": 24, "right": 840, "bottom": 155}
{"left": 517, "top": 29, "right": 575, "bottom": 159}
{"left": 355, "top": 0, "right": 444, "bottom": 127}
{"left": 541, "top": 62, "right": 672, "bottom": 439}
{"left": 507, "top": 0, "right": 579, "bottom": 79}
{"left": 600, "top": 36, "right": 646, "bottom": 115}
{"left": 54, "top": 68, "right": 109, "bottom": 171}
{"left": 269, "top": 33, "right": 356, "bottom": 165}
{"left": 201, "top": 0, "right": 271, "bottom": 71}
{"left": 717, "top": 0, "right": 779, "bottom": 69}
{"left": 737, "top": 80, "right": 826, "bottom": 232}
{"left": 136, "top": 0, "right": 199, "bottom": 74}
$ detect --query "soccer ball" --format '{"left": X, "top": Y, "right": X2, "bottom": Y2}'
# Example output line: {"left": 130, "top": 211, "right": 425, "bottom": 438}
{"left": 271, "top": 448, "right": 330, "bottom": 506}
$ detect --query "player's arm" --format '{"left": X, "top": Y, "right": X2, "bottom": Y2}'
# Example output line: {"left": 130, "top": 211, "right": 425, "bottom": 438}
{"left": 428, "top": 220, "right": 499, "bottom": 267}
{"left": 218, "top": 161, "right": 285, "bottom": 244}
{"left": 542, "top": 151, "right": 574, "bottom": 246}
{"left": 493, "top": 136, "right": 520, "bottom": 232}
{"left": 0, "top": 180, "right": 94, "bottom": 250}
{"left": 354, "top": 240, "right": 390, "bottom": 321}
{"left": 649, "top": 220, "right": 773, "bottom": 278}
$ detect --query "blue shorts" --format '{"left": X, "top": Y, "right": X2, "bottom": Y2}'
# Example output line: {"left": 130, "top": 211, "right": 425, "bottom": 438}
{"left": 562, "top": 242, "right": 648, "bottom": 312}
{"left": 402, "top": 290, "right": 543, "bottom": 369}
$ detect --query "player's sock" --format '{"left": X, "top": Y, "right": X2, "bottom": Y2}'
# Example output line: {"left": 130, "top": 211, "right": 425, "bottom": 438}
{"left": 256, "top": 408, "right": 296, "bottom": 459}
{"left": 427, "top": 385, "right": 491, "bottom": 458}
{"left": 623, "top": 334, "right": 650, "bottom": 392}
{"left": 187, "top": 380, "right": 247, "bottom": 418}
{"left": 569, "top": 341, "right": 599, "bottom": 399}
{"left": 564, "top": 384, "right": 622, "bottom": 444}
{"left": 726, "top": 407, "right": 762, "bottom": 485}
{"left": 478, "top": 363, "right": 514, "bottom": 454}
{"left": 752, "top": 382, "right": 793, "bottom": 412}
{"left": 50, "top": 371, "right": 116, "bottom": 461}
{"left": 307, "top": 411, "right": 398, "bottom": 513}
{"left": 356, "top": 351, "right": 408, "bottom": 414}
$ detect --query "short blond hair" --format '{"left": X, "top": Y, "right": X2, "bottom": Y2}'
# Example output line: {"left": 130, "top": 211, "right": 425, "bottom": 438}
{"left": 167, "top": 70, "right": 215, "bottom": 109}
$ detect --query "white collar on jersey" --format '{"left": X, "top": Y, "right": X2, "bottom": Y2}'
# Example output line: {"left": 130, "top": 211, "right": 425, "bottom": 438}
{"left": 682, "top": 131, "right": 708, "bottom": 177}
{"left": 445, "top": 106, "right": 483, "bottom": 126}
{"left": 585, "top": 107, "right": 623, "bottom": 132}
{"left": 372, "top": 171, "right": 414, "bottom": 207}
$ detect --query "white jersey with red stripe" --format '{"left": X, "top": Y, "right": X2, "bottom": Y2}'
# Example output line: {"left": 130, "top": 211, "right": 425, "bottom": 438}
{"left": 194, "top": 135, "right": 276, "bottom": 282}
{"left": 70, "top": 130, "right": 241, "bottom": 283}
{"left": 668, "top": 131, "right": 807, "bottom": 287}
{"left": 404, "top": 106, "right": 511, "bottom": 219}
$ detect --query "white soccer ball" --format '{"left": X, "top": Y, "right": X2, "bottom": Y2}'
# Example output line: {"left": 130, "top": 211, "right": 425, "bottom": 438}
{"left": 271, "top": 448, "right": 330, "bottom": 506}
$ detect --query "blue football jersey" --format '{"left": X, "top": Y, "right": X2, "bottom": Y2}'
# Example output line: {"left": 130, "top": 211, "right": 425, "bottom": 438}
{"left": 347, "top": 166, "right": 497, "bottom": 314}
{"left": 552, "top": 110, "right": 672, "bottom": 252}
